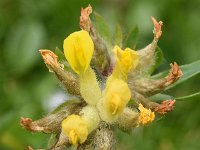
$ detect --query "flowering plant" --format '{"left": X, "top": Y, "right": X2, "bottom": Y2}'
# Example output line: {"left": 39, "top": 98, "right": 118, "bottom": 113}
{"left": 20, "top": 5, "right": 199, "bottom": 150}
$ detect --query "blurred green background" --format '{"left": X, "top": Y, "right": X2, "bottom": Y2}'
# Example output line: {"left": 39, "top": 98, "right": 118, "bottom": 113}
{"left": 0, "top": 0, "right": 200, "bottom": 149}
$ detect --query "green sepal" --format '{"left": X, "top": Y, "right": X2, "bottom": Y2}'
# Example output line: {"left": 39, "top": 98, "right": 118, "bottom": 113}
{"left": 124, "top": 26, "right": 139, "bottom": 49}
{"left": 147, "top": 46, "right": 164, "bottom": 75}
{"left": 47, "top": 134, "right": 58, "bottom": 149}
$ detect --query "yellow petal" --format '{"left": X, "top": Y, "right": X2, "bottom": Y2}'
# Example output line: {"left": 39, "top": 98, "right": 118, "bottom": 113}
{"left": 105, "top": 79, "right": 131, "bottom": 115}
{"left": 63, "top": 30, "right": 94, "bottom": 74}
{"left": 138, "top": 104, "right": 155, "bottom": 125}
{"left": 113, "top": 45, "right": 139, "bottom": 79}
{"left": 62, "top": 115, "right": 88, "bottom": 144}
{"left": 110, "top": 93, "right": 121, "bottom": 115}
{"left": 79, "top": 66, "right": 101, "bottom": 105}
{"left": 98, "top": 79, "right": 131, "bottom": 123}
{"left": 69, "top": 130, "right": 78, "bottom": 145}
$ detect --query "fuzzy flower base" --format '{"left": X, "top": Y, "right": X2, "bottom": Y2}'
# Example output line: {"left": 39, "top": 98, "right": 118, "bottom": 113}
{"left": 20, "top": 4, "right": 183, "bottom": 150}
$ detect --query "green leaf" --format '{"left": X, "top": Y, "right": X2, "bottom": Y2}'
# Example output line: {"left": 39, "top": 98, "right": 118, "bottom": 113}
{"left": 152, "top": 60, "right": 200, "bottom": 90}
{"left": 148, "top": 46, "right": 164, "bottom": 74}
{"left": 114, "top": 24, "right": 123, "bottom": 47}
{"left": 0, "top": 111, "right": 17, "bottom": 133}
{"left": 51, "top": 99, "right": 81, "bottom": 114}
{"left": 150, "top": 93, "right": 174, "bottom": 102}
{"left": 150, "top": 91, "right": 200, "bottom": 102}
{"left": 124, "top": 26, "right": 139, "bottom": 49}
{"left": 175, "top": 91, "right": 200, "bottom": 101}
{"left": 55, "top": 47, "right": 65, "bottom": 61}
{"left": 155, "top": 116, "right": 166, "bottom": 122}
{"left": 93, "top": 12, "right": 111, "bottom": 43}
{"left": 54, "top": 47, "right": 71, "bottom": 71}
{"left": 4, "top": 21, "right": 46, "bottom": 76}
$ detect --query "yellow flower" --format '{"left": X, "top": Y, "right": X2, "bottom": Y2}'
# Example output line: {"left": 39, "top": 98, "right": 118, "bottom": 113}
{"left": 63, "top": 30, "right": 101, "bottom": 106}
{"left": 98, "top": 79, "right": 131, "bottom": 123}
{"left": 63, "top": 30, "right": 94, "bottom": 74}
{"left": 62, "top": 115, "right": 88, "bottom": 145}
{"left": 113, "top": 45, "right": 139, "bottom": 79}
{"left": 138, "top": 104, "right": 155, "bottom": 125}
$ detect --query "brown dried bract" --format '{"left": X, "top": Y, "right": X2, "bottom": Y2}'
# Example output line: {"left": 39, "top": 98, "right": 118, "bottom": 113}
{"left": 20, "top": 117, "right": 44, "bottom": 132}
{"left": 20, "top": 117, "right": 35, "bottom": 131}
{"left": 80, "top": 4, "right": 93, "bottom": 31}
{"left": 165, "top": 62, "right": 183, "bottom": 86}
{"left": 151, "top": 16, "right": 163, "bottom": 40}
{"left": 154, "top": 100, "right": 176, "bottom": 115}
{"left": 39, "top": 50, "right": 63, "bottom": 72}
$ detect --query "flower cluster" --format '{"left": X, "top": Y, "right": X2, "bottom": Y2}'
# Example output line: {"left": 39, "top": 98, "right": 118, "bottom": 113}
{"left": 61, "top": 29, "right": 146, "bottom": 145}
{"left": 20, "top": 5, "right": 182, "bottom": 150}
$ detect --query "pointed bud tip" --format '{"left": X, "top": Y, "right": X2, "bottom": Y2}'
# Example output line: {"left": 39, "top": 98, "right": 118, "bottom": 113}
{"left": 166, "top": 62, "right": 183, "bottom": 86}
{"left": 80, "top": 4, "right": 93, "bottom": 31}
{"left": 154, "top": 100, "right": 176, "bottom": 115}
{"left": 20, "top": 117, "right": 34, "bottom": 131}
{"left": 39, "top": 49, "right": 63, "bottom": 71}
{"left": 151, "top": 16, "right": 163, "bottom": 39}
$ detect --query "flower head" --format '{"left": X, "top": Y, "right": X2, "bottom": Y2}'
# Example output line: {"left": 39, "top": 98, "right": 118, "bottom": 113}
{"left": 63, "top": 30, "right": 94, "bottom": 74}
{"left": 22, "top": 5, "right": 183, "bottom": 149}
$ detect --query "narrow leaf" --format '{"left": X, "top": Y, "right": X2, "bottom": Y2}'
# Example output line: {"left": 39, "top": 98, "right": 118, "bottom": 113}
{"left": 175, "top": 91, "right": 200, "bottom": 101}
{"left": 150, "top": 93, "right": 174, "bottom": 102}
{"left": 124, "top": 26, "right": 139, "bottom": 49}
{"left": 51, "top": 99, "right": 81, "bottom": 114}
{"left": 55, "top": 47, "right": 65, "bottom": 61}
{"left": 114, "top": 24, "right": 123, "bottom": 47}
{"left": 152, "top": 60, "right": 200, "bottom": 90}
{"left": 93, "top": 12, "right": 111, "bottom": 43}
{"left": 155, "top": 116, "right": 166, "bottom": 122}
{"left": 4, "top": 21, "right": 46, "bottom": 76}
{"left": 54, "top": 47, "right": 71, "bottom": 71}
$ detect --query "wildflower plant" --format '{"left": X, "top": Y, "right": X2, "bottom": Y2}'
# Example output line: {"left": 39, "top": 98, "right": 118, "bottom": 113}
{"left": 20, "top": 4, "right": 200, "bottom": 150}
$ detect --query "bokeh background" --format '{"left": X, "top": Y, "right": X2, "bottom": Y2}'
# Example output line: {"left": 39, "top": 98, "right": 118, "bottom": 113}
{"left": 0, "top": 0, "right": 200, "bottom": 149}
